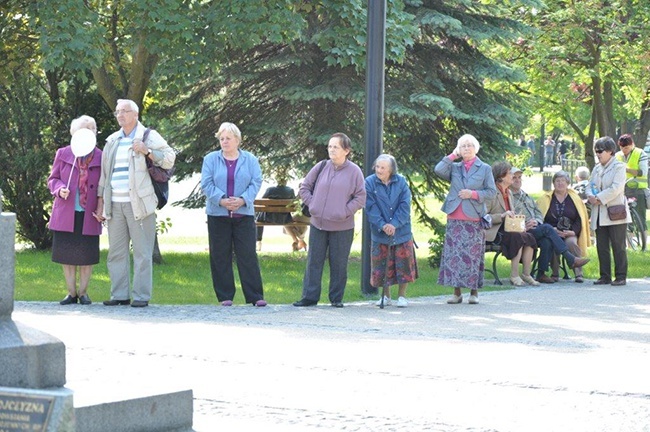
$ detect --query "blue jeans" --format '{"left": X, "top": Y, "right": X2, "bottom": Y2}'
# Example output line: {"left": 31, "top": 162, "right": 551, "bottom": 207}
{"left": 529, "top": 223, "right": 571, "bottom": 276}
{"left": 301, "top": 226, "right": 354, "bottom": 304}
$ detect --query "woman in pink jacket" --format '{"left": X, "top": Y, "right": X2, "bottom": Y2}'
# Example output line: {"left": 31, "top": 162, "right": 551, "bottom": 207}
{"left": 47, "top": 115, "right": 103, "bottom": 305}
{"left": 293, "top": 133, "right": 366, "bottom": 308}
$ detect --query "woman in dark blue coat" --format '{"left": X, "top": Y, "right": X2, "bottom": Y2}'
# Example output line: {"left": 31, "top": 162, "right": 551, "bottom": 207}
{"left": 365, "top": 154, "right": 417, "bottom": 308}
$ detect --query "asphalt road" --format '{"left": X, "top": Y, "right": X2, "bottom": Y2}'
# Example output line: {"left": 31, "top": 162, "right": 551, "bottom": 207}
{"left": 13, "top": 278, "right": 650, "bottom": 432}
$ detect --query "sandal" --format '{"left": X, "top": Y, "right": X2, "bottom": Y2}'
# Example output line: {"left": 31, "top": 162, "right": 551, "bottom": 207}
{"left": 521, "top": 274, "right": 540, "bottom": 286}
{"left": 510, "top": 276, "right": 526, "bottom": 287}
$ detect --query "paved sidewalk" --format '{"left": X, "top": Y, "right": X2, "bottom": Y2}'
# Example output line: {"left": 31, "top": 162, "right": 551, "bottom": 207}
{"left": 13, "top": 279, "right": 650, "bottom": 432}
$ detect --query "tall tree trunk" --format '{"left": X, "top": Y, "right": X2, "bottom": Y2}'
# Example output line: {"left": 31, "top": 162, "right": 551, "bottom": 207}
{"left": 634, "top": 86, "right": 650, "bottom": 146}
{"left": 603, "top": 80, "right": 617, "bottom": 138}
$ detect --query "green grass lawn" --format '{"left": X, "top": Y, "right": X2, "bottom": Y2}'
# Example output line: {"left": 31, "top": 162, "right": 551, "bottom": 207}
{"left": 15, "top": 243, "right": 647, "bottom": 305}
{"left": 13, "top": 179, "right": 648, "bottom": 305}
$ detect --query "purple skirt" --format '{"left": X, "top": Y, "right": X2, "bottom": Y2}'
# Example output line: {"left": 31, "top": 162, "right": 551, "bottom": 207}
{"left": 438, "top": 219, "right": 485, "bottom": 290}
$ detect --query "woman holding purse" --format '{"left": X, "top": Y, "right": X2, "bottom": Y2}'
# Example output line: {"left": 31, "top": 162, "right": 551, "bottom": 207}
{"left": 586, "top": 136, "right": 630, "bottom": 286}
{"left": 485, "top": 161, "right": 539, "bottom": 287}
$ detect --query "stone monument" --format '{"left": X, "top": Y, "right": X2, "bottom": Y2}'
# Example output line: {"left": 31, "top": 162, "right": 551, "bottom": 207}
{"left": 0, "top": 209, "right": 75, "bottom": 431}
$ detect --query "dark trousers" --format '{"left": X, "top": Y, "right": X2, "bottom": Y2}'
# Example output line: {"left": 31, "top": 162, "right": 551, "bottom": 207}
{"left": 301, "top": 226, "right": 354, "bottom": 304}
{"left": 530, "top": 223, "right": 570, "bottom": 276}
{"left": 207, "top": 215, "right": 264, "bottom": 303}
{"left": 595, "top": 223, "right": 628, "bottom": 281}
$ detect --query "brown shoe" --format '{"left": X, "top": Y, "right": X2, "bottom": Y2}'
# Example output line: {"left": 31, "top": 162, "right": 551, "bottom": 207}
{"left": 571, "top": 257, "right": 590, "bottom": 269}
{"left": 611, "top": 279, "right": 626, "bottom": 286}
{"left": 536, "top": 274, "right": 556, "bottom": 284}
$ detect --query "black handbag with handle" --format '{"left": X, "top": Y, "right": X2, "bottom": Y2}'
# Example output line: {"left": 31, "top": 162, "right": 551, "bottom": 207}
{"left": 143, "top": 128, "right": 175, "bottom": 209}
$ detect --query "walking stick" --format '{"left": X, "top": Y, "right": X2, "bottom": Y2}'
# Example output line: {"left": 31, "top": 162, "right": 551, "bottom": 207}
{"left": 380, "top": 236, "right": 394, "bottom": 309}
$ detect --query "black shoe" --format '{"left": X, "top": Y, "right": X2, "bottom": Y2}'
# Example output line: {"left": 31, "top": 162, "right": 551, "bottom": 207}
{"left": 593, "top": 279, "right": 612, "bottom": 285}
{"left": 331, "top": 302, "right": 344, "bottom": 308}
{"left": 611, "top": 279, "right": 626, "bottom": 286}
{"left": 103, "top": 299, "right": 131, "bottom": 306}
{"left": 293, "top": 299, "right": 317, "bottom": 307}
{"left": 59, "top": 295, "right": 78, "bottom": 305}
{"left": 131, "top": 300, "right": 149, "bottom": 308}
{"left": 78, "top": 294, "right": 92, "bottom": 305}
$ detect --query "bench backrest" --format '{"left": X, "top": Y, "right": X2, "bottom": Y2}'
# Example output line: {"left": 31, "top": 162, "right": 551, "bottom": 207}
{"left": 254, "top": 198, "right": 298, "bottom": 214}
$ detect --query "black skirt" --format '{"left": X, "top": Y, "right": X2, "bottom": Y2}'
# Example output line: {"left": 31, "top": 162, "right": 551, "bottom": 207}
{"left": 51, "top": 211, "right": 100, "bottom": 266}
{"left": 498, "top": 228, "right": 537, "bottom": 260}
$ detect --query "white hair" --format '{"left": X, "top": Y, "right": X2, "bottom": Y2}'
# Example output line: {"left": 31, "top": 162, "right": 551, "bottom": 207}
{"left": 217, "top": 122, "right": 242, "bottom": 142}
{"left": 373, "top": 154, "right": 398, "bottom": 174}
{"left": 575, "top": 166, "right": 590, "bottom": 180}
{"left": 457, "top": 134, "right": 481, "bottom": 153}
{"left": 116, "top": 99, "right": 139, "bottom": 113}
{"left": 69, "top": 115, "right": 97, "bottom": 135}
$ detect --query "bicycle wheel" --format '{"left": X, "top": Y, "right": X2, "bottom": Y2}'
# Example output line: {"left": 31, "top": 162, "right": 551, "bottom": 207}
{"left": 629, "top": 206, "right": 647, "bottom": 251}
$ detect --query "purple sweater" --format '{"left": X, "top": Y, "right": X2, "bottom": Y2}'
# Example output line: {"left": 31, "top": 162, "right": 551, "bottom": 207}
{"left": 299, "top": 159, "right": 366, "bottom": 231}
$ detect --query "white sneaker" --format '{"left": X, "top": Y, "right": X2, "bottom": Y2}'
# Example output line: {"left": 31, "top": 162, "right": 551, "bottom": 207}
{"left": 396, "top": 296, "right": 408, "bottom": 308}
{"left": 375, "top": 296, "right": 391, "bottom": 306}
{"left": 447, "top": 294, "right": 463, "bottom": 304}
{"left": 468, "top": 295, "right": 479, "bottom": 304}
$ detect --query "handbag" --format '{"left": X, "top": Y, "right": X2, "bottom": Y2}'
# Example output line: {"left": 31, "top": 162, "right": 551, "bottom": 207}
{"left": 301, "top": 160, "right": 326, "bottom": 217}
{"left": 504, "top": 214, "right": 526, "bottom": 232}
{"left": 143, "top": 128, "right": 175, "bottom": 210}
{"left": 606, "top": 204, "right": 627, "bottom": 221}
{"left": 480, "top": 214, "right": 492, "bottom": 229}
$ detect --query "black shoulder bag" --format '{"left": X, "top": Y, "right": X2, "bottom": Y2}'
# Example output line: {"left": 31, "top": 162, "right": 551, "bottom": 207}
{"left": 143, "top": 128, "right": 175, "bottom": 209}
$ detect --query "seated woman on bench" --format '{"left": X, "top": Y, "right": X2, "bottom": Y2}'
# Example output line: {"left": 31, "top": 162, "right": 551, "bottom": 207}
{"left": 256, "top": 168, "right": 308, "bottom": 251}
{"left": 485, "top": 161, "right": 538, "bottom": 287}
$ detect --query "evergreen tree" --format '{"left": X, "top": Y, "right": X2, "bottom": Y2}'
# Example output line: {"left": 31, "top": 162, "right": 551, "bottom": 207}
{"left": 166, "top": 0, "right": 529, "bottom": 215}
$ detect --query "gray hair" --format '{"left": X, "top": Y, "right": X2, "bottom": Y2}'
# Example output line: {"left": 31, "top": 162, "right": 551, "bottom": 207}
{"left": 216, "top": 122, "right": 242, "bottom": 142}
{"left": 69, "top": 115, "right": 97, "bottom": 135}
{"left": 552, "top": 170, "right": 571, "bottom": 184}
{"left": 116, "top": 99, "right": 139, "bottom": 113}
{"left": 575, "top": 166, "right": 590, "bottom": 180}
{"left": 372, "top": 154, "right": 398, "bottom": 175}
{"left": 457, "top": 134, "right": 481, "bottom": 153}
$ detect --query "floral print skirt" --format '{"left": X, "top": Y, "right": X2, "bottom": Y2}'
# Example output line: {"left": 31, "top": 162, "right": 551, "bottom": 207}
{"left": 438, "top": 219, "right": 485, "bottom": 290}
{"left": 370, "top": 239, "right": 418, "bottom": 288}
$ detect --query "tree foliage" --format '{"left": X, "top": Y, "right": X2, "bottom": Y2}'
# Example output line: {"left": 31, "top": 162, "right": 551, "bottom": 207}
{"left": 34, "top": 0, "right": 307, "bottom": 110}
{"left": 164, "top": 0, "right": 530, "bottom": 220}
{"left": 509, "top": 0, "right": 650, "bottom": 168}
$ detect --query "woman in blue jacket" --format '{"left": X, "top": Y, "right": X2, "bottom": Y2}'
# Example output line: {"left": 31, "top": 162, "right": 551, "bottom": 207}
{"left": 201, "top": 122, "right": 266, "bottom": 307}
{"left": 365, "top": 154, "right": 417, "bottom": 307}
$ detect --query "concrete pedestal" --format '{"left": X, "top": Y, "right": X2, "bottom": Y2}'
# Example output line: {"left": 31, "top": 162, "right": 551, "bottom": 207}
{"left": 0, "top": 386, "right": 75, "bottom": 432}
{"left": 0, "top": 320, "right": 66, "bottom": 389}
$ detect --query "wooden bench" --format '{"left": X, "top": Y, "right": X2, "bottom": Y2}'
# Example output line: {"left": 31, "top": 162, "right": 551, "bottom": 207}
{"left": 254, "top": 199, "right": 310, "bottom": 227}
{"left": 484, "top": 243, "right": 569, "bottom": 286}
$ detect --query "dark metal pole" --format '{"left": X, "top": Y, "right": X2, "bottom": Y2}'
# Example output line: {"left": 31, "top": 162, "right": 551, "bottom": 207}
{"left": 361, "top": 0, "right": 386, "bottom": 296}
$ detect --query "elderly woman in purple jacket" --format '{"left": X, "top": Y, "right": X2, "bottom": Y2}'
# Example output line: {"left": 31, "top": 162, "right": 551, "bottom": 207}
{"left": 366, "top": 154, "right": 417, "bottom": 308}
{"left": 293, "top": 133, "right": 366, "bottom": 308}
{"left": 47, "top": 115, "right": 103, "bottom": 305}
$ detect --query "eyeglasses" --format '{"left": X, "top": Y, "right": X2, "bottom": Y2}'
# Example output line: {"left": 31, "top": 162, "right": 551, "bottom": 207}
{"left": 595, "top": 149, "right": 605, "bottom": 154}
{"left": 114, "top": 109, "right": 133, "bottom": 116}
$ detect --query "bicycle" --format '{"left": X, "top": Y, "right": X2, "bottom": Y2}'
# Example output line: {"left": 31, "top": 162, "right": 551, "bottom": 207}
{"left": 626, "top": 196, "right": 646, "bottom": 251}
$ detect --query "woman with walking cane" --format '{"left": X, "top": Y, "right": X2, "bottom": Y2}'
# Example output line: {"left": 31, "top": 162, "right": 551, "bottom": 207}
{"left": 365, "top": 154, "right": 418, "bottom": 308}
